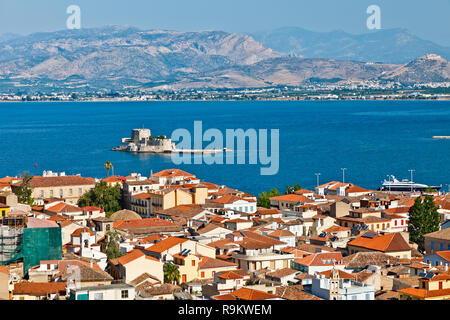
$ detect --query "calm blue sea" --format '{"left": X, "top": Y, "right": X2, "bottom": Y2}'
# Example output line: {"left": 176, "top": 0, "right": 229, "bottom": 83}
{"left": 1, "top": 100, "right": 449, "bottom": 196}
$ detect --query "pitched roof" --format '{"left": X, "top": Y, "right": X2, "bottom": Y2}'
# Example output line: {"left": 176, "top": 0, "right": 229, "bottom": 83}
{"left": 198, "top": 256, "right": 238, "bottom": 270}
{"left": 268, "top": 229, "right": 295, "bottom": 238}
{"left": 217, "top": 271, "right": 244, "bottom": 280}
{"left": 343, "top": 252, "right": 402, "bottom": 269}
{"left": 206, "top": 238, "right": 233, "bottom": 249}
{"left": 348, "top": 232, "right": 411, "bottom": 253}
{"left": 269, "top": 194, "right": 311, "bottom": 203}
{"left": 295, "top": 252, "right": 344, "bottom": 267}
{"left": 46, "top": 203, "right": 82, "bottom": 214}
{"left": 71, "top": 227, "right": 94, "bottom": 237}
{"left": 436, "top": 251, "right": 450, "bottom": 262}
{"left": 152, "top": 169, "right": 195, "bottom": 177}
{"left": 26, "top": 175, "right": 95, "bottom": 188}
{"left": 26, "top": 217, "right": 59, "bottom": 228}
{"left": 113, "top": 218, "right": 177, "bottom": 230}
{"left": 316, "top": 269, "right": 355, "bottom": 279}
{"left": 212, "top": 194, "right": 252, "bottom": 204}
{"left": 145, "top": 237, "right": 188, "bottom": 253}
{"left": 397, "top": 286, "right": 450, "bottom": 299}
{"left": 230, "top": 287, "right": 280, "bottom": 300}
{"left": 424, "top": 228, "right": 450, "bottom": 240}
{"left": 110, "top": 249, "right": 158, "bottom": 266}
{"left": 13, "top": 282, "right": 67, "bottom": 295}
{"left": 266, "top": 268, "right": 298, "bottom": 279}
{"left": 275, "top": 286, "right": 322, "bottom": 300}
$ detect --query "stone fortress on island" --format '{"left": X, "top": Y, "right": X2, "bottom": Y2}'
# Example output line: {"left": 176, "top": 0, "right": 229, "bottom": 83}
{"left": 112, "top": 128, "right": 229, "bottom": 154}
{"left": 113, "top": 128, "right": 176, "bottom": 153}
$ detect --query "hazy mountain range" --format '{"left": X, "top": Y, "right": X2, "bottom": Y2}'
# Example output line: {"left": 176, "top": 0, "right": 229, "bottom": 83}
{"left": 0, "top": 25, "right": 449, "bottom": 92}
{"left": 249, "top": 27, "right": 450, "bottom": 64}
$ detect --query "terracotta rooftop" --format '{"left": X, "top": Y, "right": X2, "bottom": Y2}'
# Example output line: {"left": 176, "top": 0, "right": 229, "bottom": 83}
{"left": 343, "top": 252, "right": 402, "bottom": 269}
{"left": 348, "top": 232, "right": 411, "bottom": 253}
{"left": 295, "top": 252, "right": 344, "bottom": 267}
{"left": 13, "top": 282, "right": 67, "bottom": 296}
{"left": 198, "top": 256, "right": 238, "bottom": 270}
{"left": 25, "top": 175, "right": 95, "bottom": 188}
{"left": 229, "top": 287, "right": 280, "bottom": 300}
{"left": 146, "top": 237, "right": 188, "bottom": 254}
{"left": 266, "top": 268, "right": 298, "bottom": 279}
{"left": 152, "top": 169, "right": 195, "bottom": 178}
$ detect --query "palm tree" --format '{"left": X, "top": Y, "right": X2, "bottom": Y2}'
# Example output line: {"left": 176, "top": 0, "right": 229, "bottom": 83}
{"left": 104, "top": 161, "right": 113, "bottom": 177}
{"left": 163, "top": 263, "right": 180, "bottom": 284}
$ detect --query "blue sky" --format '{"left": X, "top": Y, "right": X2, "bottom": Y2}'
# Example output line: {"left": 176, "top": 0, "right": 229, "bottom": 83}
{"left": 1, "top": 0, "right": 449, "bottom": 45}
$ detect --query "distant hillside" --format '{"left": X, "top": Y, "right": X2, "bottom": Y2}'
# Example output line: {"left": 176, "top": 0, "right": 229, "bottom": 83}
{"left": 250, "top": 27, "right": 450, "bottom": 64}
{"left": 380, "top": 54, "right": 450, "bottom": 84}
{"left": 0, "top": 26, "right": 449, "bottom": 92}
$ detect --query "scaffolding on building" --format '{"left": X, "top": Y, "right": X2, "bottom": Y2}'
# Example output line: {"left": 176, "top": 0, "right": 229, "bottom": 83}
{"left": 0, "top": 215, "right": 62, "bottom": 276}
{"left": 0, "top": 216, "right": 25, "bottom": 265}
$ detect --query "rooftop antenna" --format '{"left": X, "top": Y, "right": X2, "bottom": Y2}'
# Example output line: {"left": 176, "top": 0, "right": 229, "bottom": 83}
{"left": 341, "top": 168, "right": 347, "bottom": 183}
{"left": 315, "top": 173, "right": 321, "bottom": 187}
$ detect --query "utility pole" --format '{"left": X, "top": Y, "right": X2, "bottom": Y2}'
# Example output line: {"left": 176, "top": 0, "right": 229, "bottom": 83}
{"left": 408, "top": 169, "right": 415, "bottom": 192}
{"left": 341, "top": 168, "right": 347, "bottom": 183}
{"left": 315, "top": 173, "right": 321, "bottom": 187}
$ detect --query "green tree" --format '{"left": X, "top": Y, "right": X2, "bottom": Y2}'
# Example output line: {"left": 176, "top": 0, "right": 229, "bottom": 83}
{"left": 13, "top": 172, "right": 35, "bottom": 206}
{"left": 104, "top": 161, "right": 113, "bottom": 177}
{"left": 424, "top": 187, "right": 437, "bottom": 193}
{"left": 164, "top": 263, "right": 180, "bottom": 284}
{"left": 105, "top": 231, "right": 124, "bottom": 273}
{"left": 285, "top": 183, "right": 301, "bottom": 194}
{"left": 77, "top": 181, "right": 122, "bottom": 217}
{"left": 257, "top": 188, "right": 280, "bottom": 208}
{"left": 408, "top": 195, "right": 440, "bottom": 252}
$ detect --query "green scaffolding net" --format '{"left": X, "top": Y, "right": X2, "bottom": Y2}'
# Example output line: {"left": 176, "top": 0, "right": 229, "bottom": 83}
{"left": 0, "top": 226, "right": 62, "bottom": 276}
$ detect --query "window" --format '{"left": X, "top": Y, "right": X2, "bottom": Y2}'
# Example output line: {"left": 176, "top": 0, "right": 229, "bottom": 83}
{"left": 69, "top": 189, "right": 73, "bottom": 195}
{"left": 431, "top": 241, "right": 434, "bottom": 251}
{"left": 201, "top": 272, "right": 205, "bottom": 278}
{"left": 352, "top": 295, "right": 357, "bottom": 300}
{"left": 106, "top": 224, "right": 110, "bottom": 231}
{"left": 94, "top": 292, "right": 104, "bottom": 300}
{"left": 440, "top": 243, "right": 444, "bottom": 251}
{"left": 395, "top": 220, "right": 397, "bottom": 226}
{"left": 50, "top": 190, "right": 54, "bottom": 196}
{"left": 40, "top": 190, "right": 44, "bottom": 197}
{"left": 60, "top": 189, "right": 63, "bottom": 197}
{"left": 121, "top": 290, "right": 129, "bottom": 299}
{"left": 79, "top": 188, "right": 82, "bottom": 195}
{"left": 365, "top": 294, "right": 370, "bottom": 300}
{"left": 192, "top": 260, "right": 195, "bottom": 267}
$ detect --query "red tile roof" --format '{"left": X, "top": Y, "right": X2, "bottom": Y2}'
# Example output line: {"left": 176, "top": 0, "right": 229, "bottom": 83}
{"left": 436, "top": 251, "right": 450, "bottom": 262}
{"left": 26, "top": 176, "right": 95, "bottom": 188}
{"left": 111, "top": 249, "right": 158, "bottom": 265}
{"left": 152, "top": 169, "right": 195, "bottom": 177}
{"left": 229, "top": 287, "right": 280, "bottom": 300}
{"left": 146, "top": 237, "right": 188, "bottom": 253}
{"left": 198, "top": 256, "right": 238, "bottom": 270}
{"left": 348, "top": 232, "right": 411, "bottom": 253}
{"left": 269, "top": 194, "right": 311, "bottom": 203}
{"left": 71, "top": 227, "right": 94, "bottom": 237}
{"left": 295, "top": 252, "right": 344, "bottom": 267}
{"left": 13, "top": 282, "right": 67, "bottom": 295}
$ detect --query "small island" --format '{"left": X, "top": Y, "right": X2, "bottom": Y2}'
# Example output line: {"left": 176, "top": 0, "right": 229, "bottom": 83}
{"left": 432, "top": 136, "right": 450, "bottom": 139}
{"left": 112, "top": 128, "right": 229, "bottom": 154}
